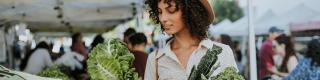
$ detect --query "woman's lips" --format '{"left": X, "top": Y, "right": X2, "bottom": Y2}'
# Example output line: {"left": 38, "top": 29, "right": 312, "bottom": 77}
{"left": 164, "top": 27, "right": 169, "bottom": 30}
{"left": 163, "top": 25, "right": 172, "bottom": 30}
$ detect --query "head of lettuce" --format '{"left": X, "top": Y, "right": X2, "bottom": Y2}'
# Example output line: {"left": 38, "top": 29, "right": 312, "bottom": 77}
{"left": 87, "top": 39, "right": 140, "bottom": 80}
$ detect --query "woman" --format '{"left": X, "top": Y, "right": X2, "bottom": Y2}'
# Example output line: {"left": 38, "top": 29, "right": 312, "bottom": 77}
{"left": 21, "top": 41, "right": 53, "bottom": 74}
{"left": 274, "top": 34, "right": 298, "bottom": 73}
{"left": 217, "top": 34, "right": 233, "bottom": 48}
{"left": 284, "top": 39, "right": 320, "bottom": 80}
{"left": 144, "top": 0, "right": 239, "bottom": 79}
{"left": 71, "top": 32, "right": 89, "bottom": 80}
{"left": 128, "top": 33, "right": 149, "bottom": 79}
{"left": 71, "top": 32, "right": 88, "bottom": 59}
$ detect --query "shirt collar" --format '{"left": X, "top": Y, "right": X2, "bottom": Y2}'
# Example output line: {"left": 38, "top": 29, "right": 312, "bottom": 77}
{"left": 165, "top": 38, "right": 213, "bottom": 51}
{"left": 156, "top": 38, "right": 214, "bottom": 59}
{"left": 198, "top": 39, "right": 214, "bottom": 49}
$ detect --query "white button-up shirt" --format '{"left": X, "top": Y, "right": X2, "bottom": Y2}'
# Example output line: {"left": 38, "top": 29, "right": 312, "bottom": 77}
{"left": 144, "top": 39, "right": 238, "bottom": 80}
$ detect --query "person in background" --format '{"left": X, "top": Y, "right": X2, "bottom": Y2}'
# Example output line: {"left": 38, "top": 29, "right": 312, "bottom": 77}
{"left": 217, "top": 34, "right": 234, "bottom": 48}
{"left": 233, "top": 41, "right": 242, "bottom": 64}
{"left": 233, "top": 41, "right": 244, "bottom": 76}
{"left": 49, "top": 42, "right": 54, "bottom": 52}
{"left": 21, "top": 41, "right": 53, "bottom": 74}
{"left": 123, "top": 28, "right": 136, "bottom": 46}
{"left": 13, "top": 40, "right": 21, "bottom": 62}
{"left": 274, "top": 34, "right": 298, "bottom": 73}
{"left": 218, "top": 34, "right": 245, "bottom": 72}
{"left": 71, "top": 32, "right": 88, "bottom": 59}
{"left": 128, "top": 33, "right": 148, "bottom": 79}
{"left": 284, "top": 39, "right": 320, "bottom": 80}
{"left": 59, "top": 46, "right": 65, "bottom": 54}
{"left": 71, "top": 32, "right": 89, "bottom": 80}
{"left": 217, "top": 34, "right": 245, "bottom": 73}
{"left": 90, "top": 34, "right": 104, "bottom": 51}
{"left": 259, "top": 26, "right": 287, "bottom": 79}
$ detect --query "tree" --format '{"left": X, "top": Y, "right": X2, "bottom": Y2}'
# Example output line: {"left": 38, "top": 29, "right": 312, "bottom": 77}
{"left": 212, "top": 0, "right": 244, "bottom": 24}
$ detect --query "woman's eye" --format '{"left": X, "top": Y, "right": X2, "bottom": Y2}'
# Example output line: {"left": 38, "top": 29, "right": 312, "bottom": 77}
{"left": 167, "top": 7, "right": 176, "bottom": 13}
{"left": 158, "top": 9, "right": 162, "bottom": 14}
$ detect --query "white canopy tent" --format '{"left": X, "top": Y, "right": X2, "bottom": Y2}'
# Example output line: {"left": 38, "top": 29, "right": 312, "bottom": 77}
{"left": 255, "top": 3, "right": 319, "bottom": 35}
{"left": 312, "top": 16, "right": 320, "bottom": 21}
{"left": 210, "top": 10, "right": 275, "bottom": 36}
{"left": 0, "top": 0, "right": 143, "bottom": 33}
{"left": 209, "top": 19, "right": 232, "bottom": 36}
{"left": 210, "top": 2, "right": 320, "bottom": 36}
{"left": 209, "top": 16, "right": 248, "bottom": 36}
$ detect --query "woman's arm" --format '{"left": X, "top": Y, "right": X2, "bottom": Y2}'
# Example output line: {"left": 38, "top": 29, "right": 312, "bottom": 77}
{"left": 287, "top": 56, "right": 298, "bottom": 72}
{"left": 267, "top": 66, "right": 287, "bottom": 77}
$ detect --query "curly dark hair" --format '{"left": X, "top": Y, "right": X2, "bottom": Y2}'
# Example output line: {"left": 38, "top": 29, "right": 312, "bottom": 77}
{"left": 306, "top": 39, "right": 320, "bottom": 66}
{"left": 145, "top": 0, "right": 212, "bottom": 40}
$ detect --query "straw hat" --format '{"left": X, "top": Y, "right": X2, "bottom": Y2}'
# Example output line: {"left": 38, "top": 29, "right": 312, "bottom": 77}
{"left": 200, "top": 0, "right": 214, "bottom": 24}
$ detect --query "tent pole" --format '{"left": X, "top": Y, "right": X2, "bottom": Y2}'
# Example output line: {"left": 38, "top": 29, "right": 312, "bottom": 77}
{"left": 248, "top": 0, "right": 258, "bottom": 79}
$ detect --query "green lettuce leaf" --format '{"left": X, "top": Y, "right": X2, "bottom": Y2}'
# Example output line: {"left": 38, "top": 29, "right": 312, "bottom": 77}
{"left": 37, "top": 65, "right": 70, "bottom": 80}
{"left": 87, "top": 39, "right": 140, "bottom": 80}
{"left": 210, "top": 67, "right": 244, "bottom": 80}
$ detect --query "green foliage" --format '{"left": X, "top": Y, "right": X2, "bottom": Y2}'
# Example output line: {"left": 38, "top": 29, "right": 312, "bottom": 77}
{"left": 188, "top": 44, "right": 222, "bottom": 80}
{"left": 210, "top": 67, "right": 245, "bottom": 80}
{"left": 188, "top": 44, "right": 244, "bottom": 80}
{"left": 37, "top": 66, "right": 70, "bottom": 80}
{"left": 212, "top": 0, "right": 244, "bottom": 24}
{"left": 87, "top": 39, "right": 140, "bottom": 80}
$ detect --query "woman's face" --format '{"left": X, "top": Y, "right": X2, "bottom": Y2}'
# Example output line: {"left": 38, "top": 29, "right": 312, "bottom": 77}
{"left": 274, "top": 41, "right": 286, "bottom": 56}
{"left": 158, "top": 0, "right": 186, "bottom": 35}
{"left": 77, "top": 34, "right": 83, "bottom": 43}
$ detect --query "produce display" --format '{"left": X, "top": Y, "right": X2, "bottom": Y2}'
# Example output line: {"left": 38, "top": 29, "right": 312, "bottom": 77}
{"left": 37, "top": 65, "right": 69, "bottom": 80}
{"left": 87, "top": 39, "right": 140, "bottom": 80}
{"left": 8, "top": 39, "right": 140, "bottom": 80}
{"left": 0, "top": 65, "right": 59, "bottom": 80}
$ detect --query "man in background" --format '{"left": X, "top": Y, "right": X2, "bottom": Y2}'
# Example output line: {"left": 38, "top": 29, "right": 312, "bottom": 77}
{"left": 123, "top": 28, "right": 136, "bottom": 47}
{"left": 259, "top": 26, "right": 286, "bottom": 79}
{"left": 128, "top": 33, "right": 148, "bottom": 79}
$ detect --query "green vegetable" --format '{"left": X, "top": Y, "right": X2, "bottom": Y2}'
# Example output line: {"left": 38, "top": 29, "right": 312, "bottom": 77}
{"left": 210, "top": 67, "right": 244, "bottom": 80}
{"left": 188, "top": 44, "right": 222, "bottom": 80}
{"left": 1, "top": 65, "right": 63, "bottom": 80}
{"left": 188, "top": 44, "right": 244, "bottom": 80}
{"left": 87, "top": 39, "right": 140, "bottom": 80}
{"left": 0, "top": 66, "right": 25, "bottom": 80}
{"left": 37, "top": 65, "right": 70, "bottom": 80}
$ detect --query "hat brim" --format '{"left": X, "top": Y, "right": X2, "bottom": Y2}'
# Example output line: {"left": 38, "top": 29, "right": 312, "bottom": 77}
{"left": 200, "top": 0, "right": 214, "bottom": 24}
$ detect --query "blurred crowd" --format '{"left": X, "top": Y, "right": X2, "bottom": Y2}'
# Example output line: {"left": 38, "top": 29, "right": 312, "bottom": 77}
{"left": 257, "top": 27, "right": 320, "bottom": 80}
{"left": 6, "top": 26, "right": 320, "bottom": 80}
